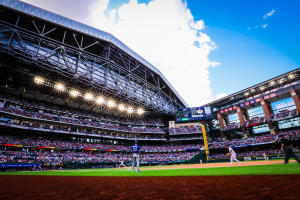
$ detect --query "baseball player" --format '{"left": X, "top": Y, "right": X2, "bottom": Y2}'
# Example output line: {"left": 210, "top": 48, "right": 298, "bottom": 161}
{"left": 131, "top": 140, "right": 141, "bottom": 172}
{"left": 119, "top": 159, "right": 126, "bottom": 168}
{"left": 228, "top": 146, "right": 241, "bottom": 166}
{"left": 263, "top": 152, "right": 268, "bottom": 161}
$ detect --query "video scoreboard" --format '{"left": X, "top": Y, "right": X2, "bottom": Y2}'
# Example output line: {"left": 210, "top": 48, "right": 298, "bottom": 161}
{"left": 175, "top": 106, "right": 213, "bottom": 122}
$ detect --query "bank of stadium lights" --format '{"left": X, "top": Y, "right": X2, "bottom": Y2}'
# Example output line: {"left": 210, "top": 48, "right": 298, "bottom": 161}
{"left": 54, "top": 83, "right": 65, "bottom": 92}
{"left": 33, "top": 76, "right": 145, "bottom": 115}
{"left": 244, "top": 92, "right": 249, "bottom": 97}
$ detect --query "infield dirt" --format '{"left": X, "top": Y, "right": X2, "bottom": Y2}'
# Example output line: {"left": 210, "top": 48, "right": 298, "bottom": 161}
{"left": 138, "top": 160, "right": 295, "bottom": 170}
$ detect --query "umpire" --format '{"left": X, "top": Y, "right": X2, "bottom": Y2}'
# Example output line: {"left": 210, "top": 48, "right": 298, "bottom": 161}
{"left": 279, "top": 135, "right": 300, "bottom": 164}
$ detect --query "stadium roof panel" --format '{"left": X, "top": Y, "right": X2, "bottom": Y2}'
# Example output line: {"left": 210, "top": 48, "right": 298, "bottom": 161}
{"left": 0, "top": 0, "right": 188, "bottom": 107}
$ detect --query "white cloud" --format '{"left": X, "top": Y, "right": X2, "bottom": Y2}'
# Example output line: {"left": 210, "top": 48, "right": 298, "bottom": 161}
{"left": 88, "top": 0, "right": 219, "bottom": 106}
{"left": 215, "top": 92, "right": 228, "bottom": 100}
{"left": 248, "top": 9, "right": 276, "bottom": 30}
{"left": 263, "top": 9, "right": 276, "bottom": 19}
{"left": 261, "top": 24, "right": 268, "bottom": 29}
{"left": 22, "top": 0, "right": 219, "bottom": 107}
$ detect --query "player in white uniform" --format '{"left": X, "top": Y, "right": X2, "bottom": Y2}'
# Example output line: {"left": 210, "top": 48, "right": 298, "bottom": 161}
{"left": 228, "top": 146, "right": 241, "bottom": 166}
{"left": 263, "top": 152, "right": 269, "bottom": 161}
{"left": 119, "top": 160, "right": 126, "bottom": 168}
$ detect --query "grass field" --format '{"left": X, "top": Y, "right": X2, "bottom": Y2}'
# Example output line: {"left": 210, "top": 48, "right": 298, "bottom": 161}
{"left": 1, "top": 162, "right": 300, "bottom": 177}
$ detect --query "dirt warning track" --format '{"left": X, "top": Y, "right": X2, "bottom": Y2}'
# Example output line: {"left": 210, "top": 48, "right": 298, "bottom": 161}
{"left": 0, "top": 160, "right": 299, "bottom": 200}
{"left": 0, "top": 175, "right": 300, "bottom": 200}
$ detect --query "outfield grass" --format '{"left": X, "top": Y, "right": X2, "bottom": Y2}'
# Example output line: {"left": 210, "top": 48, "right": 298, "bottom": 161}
{"left": 0, "top": 163, "right": 300, "bottom": 177}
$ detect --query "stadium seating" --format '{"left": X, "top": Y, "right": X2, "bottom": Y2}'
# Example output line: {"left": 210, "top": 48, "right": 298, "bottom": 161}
{"left": 0, "top": 135, "right": 201, "bottom": 164}
{"left": 0, "top": 135, "right": 202, "bottom": 152}
{"left": 0, "top": 94, "right": 166, "bottom": 141}
{"left": 169, "top": 126, "right": 202, "bottom": 135}
{"left": 209, "top": 130, "right": 300, "bottom": 149}
{"left": 0, "top": 150, "right": 198, "bottom": 164}
{"left": 268, "top": 109, "right": 298, "bottom": 122}
{"left": 220, "top": 122, "right": 240, "bottom": 132}
{"left": 243, "top": 116, "right": 266, "bottom": 128}
{"left": 0, "top": 94, "right": 164, "bottom": 127}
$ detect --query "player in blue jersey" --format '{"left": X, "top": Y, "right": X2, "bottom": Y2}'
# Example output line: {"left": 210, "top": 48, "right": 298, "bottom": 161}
{"left": 131, "top": 140, "right": 141, "bottom": 172}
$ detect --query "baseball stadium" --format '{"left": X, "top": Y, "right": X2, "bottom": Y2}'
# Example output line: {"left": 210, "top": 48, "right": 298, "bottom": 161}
{"left": 0, "top": 0, "right": 299, "bottom": 199}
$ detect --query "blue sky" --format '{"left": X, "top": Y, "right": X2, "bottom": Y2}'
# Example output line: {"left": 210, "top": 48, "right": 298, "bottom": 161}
{"left": 22, "top": 0, "right": 300, "bottom": 106}
{"left": 187, "top": 0, "right": 300, "bottom": 97}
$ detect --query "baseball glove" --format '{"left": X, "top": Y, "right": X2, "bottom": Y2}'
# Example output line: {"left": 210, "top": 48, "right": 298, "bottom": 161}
{"left": 226, "top": 153, "right": 231, "bottom": 157}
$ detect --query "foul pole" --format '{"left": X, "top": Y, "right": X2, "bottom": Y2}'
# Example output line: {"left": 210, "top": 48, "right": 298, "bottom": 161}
{"left": 201, "top": 123, "right": 209, "bottom": 161}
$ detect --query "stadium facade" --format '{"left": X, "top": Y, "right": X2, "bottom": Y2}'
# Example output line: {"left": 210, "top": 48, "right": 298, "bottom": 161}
{"left": 207, "top": 68, "right": 300, "bottom": 141}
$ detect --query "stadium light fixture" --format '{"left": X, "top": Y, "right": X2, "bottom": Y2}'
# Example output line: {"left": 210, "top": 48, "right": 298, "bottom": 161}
{"left": 244, "top": 92, "right": 249, "bottom": 96}
{"left": 70, "top": 89, "right": 80, "bottom": 98}
{"left": 288, "top": 74, "right": 295, "bottom": 80}
{"left": 107, "top": 100, "right": 116, "bottom": 108}
{"left": 127, "top": 106, "right": 134, "bottom": 114}
{"left": 250, "top": 88, "right": 255, "bottom": 93}
{"left": 34, "top": 76, "right": 45, "bottom": 85}
{"left": 279, "top": 78, "right": 285, "bottom": 84}
{"left": 269, "top": 81, "right": 275, "bottom": 86}
{"left": 96, "top": 96, "right": 105, "bottom": 105}
{"left": 118, "top": 104, "right": 125, "bottom": 111}
{"left": 137, "top": 108, "right": 145, "bottom": 115}
{"left": 259, "top": 86, "right": 265, "bottom": 91}
{"left": 54, "top": 83, "right": 65, "bottom": 92}
{"left": 84, "top": 93, "right": 94, "bottom": 101}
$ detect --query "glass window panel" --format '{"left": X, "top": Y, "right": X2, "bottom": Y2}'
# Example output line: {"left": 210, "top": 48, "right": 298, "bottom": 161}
{"left": 228, "top": 113, "right": 239, "bottom": 123}
{"left": 247, "top": 106, "right": 265, "bottom": 119}
{"left": 271, "top": 97, "right": 296, "bottom": 114}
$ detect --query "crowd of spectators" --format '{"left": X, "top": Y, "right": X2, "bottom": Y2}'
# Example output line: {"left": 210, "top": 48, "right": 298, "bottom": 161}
{"left": 243, "top": 116, "right": 266, "bottom": 128}
{"left": 220, "top": 122, "right": 240, "bottom": 132}
{"left": 209, "top": 130, "right": 300, "bottom": 149}
{"left": 0, "top": 117, "right": 165, "bottom": 140}
{"left": 0, "top": 93, "right": 164, "bottom": 126}
{"left": 269, "top": 109, "right": 298, "bottom": 122}
{"left": 0, "top": 150, "right": 197, "bottom": 164}
{"left": 0, "top": 105, "right": 165, "bottom": 134}
{"left": 217, "top": 109, "right": 298, "bottom": 131}
{"left": 0, "top": 135, "right": 202, "bottom": 152}
{"left": 169, "top": 126, "right": 202, "bottom": 135}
